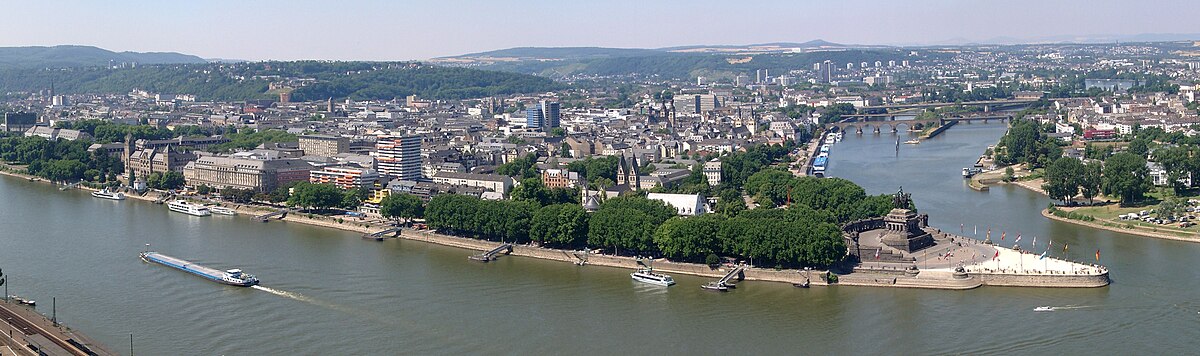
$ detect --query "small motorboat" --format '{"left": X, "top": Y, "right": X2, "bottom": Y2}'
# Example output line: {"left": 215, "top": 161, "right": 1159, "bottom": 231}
{"left": 794, "top": 279, "right": 811, "bottom": 288}
{"left": 8, "top": 295, "right": 35, "bottom": 307}
{"left": 1034, "top": 306, "right": 1054, "bottom": 312}
{"left": 904, "top": 139, "right": 921, "bottom": 145}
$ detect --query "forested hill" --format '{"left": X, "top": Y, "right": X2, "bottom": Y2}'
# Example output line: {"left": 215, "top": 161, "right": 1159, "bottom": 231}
{"left": 0, "top": 45, "right": 206, "bottom": 69}
{"left": 0, "top": 61, "right": 565, "bottom": 101}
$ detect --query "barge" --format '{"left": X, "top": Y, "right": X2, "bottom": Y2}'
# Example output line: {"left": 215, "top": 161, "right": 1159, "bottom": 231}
{"left": 140, "top": 251, "right": 259, "bottom": 287}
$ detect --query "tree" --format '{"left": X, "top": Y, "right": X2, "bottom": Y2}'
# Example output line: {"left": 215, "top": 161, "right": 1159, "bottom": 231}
{"left": 287, "top": 182, "right": 344, "bottom": 211}
{"left": 197, "top": 184, "right": 212, "bottom": 195}
{"left": 653, "top": 215, "right": 725, "bottom": 263}
{"left": 380, "top": 193, "right": 424, "bottom": 222}
{"left": 529, "top": 204, "right": 589, "bottom": 248}
{"left": 1079, "top": 162, "right": 1102, "bottom": 204}
{"left": 1102, "top": 153, "right": 1151, "bottom": 205}
{"left": 496, "top": 153, "right": 540, "bottom": 179}
{"left": 587, "top": 207, "right": 657, "bottom": 255}
{"left": 1042, "top": 157, "right": 1083, "bottom": 203}
{"left": 220, "top": 187, "right": 255, "bottom": 203}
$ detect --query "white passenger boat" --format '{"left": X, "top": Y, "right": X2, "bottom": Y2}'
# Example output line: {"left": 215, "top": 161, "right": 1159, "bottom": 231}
{"left": 1034, "top": 306, "right": 1054, "bottom": 312}
{"left": 631, "top": 268, "right": 675, "bottom": 286}
{"left": 91, "top": 189, "right": 126, "bottom": 200}
{"left": 207, "top": 205, "right": 238, "bottom": 216}
{"left": 168, "top": 200, "right": 211, "bottom": 217}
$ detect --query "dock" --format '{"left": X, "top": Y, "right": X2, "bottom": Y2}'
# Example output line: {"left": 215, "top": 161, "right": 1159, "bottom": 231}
{"left": 255, "top": 209, "right": 288, "bottom": 222}
{"left": 469, "top": 243, "right": 514, "bottom": 262}
{"left": 363, "top": 227, "right": 402, "bottom": 241}
{"left": 0, "top": 299, "right": 116, "bottom": 356}
{"left": 702, "top": 264, "right": 747, "bottom": 291}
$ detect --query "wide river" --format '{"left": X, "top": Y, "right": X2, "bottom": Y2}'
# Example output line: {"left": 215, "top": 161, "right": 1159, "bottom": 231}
{"left": 1, "top": 123, "right": 1198, "bottom": 354}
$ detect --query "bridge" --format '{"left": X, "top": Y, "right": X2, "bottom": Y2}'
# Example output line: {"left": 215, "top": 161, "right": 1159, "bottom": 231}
{"left": 363, "top": 227, "right": 402, "bottom": 241}
{"left": 469, "top": 243, "right": 514, "bottom": 262}
{"left": 827, "top": 114, "right": 1013, "bottom": 134}
{"left": 859, "top": 98, "right": 1039, "bottom": 111}
{"left": 255, "top": 209, "right": 289, "bottom": 222}
{"left": 702, "top": 264, "right": 747, "bottom": 291}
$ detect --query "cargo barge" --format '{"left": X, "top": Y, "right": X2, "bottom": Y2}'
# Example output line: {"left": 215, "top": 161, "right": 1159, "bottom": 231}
{"left": 140, "top": 251, "right": 259, "bottom": 287}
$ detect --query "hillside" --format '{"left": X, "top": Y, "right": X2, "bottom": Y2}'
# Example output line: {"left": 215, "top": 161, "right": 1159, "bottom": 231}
{"left": 0, "top": 61, "right": 565, "bottom": 101}
{"left": 456, "top": 50, "right": 926, "bottom": 80}
{"left": 0, "top": 45, "right": 206, "bottom": 69}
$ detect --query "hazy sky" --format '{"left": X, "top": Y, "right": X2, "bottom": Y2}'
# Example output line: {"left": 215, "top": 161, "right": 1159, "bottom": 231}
{"left": 4, "top": 0, "right": 1198, "bottom": 60}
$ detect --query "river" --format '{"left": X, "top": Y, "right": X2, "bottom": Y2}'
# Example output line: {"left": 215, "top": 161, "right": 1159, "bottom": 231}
{"left": 1, "top": 123, "right": 1197, "bottom": 354}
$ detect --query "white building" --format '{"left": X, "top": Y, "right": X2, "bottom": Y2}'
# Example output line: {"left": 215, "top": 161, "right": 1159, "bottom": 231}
{"left": 647, "top": 193, "right": 707, "bottom": 216}
{"left": 375, "top": 134, "right": 422, "bottom": 181}
{"left": 703, "top": 160, "right": 722, "bottom": 186}
{"left": 431, "top": 172, "right": 514, "bottom": 195}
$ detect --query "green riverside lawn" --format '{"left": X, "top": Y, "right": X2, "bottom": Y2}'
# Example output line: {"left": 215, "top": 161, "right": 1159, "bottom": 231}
{"left": 1058, "top": 189, "right": 1200, "bottom": 238}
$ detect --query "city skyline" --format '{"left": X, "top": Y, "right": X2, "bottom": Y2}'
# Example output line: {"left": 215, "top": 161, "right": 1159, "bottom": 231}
{"left": 4, "top": 0, "right": 1199, "bottom": 61}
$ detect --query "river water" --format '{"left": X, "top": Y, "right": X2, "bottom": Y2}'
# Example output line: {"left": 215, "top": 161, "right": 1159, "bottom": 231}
{"left": 1, "top": 123, "right": 1197, "bottom": 354}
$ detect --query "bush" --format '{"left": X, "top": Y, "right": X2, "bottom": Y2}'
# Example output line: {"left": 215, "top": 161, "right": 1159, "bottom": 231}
{"left": 705, "top": 253, "right": 720, "bottom": 267}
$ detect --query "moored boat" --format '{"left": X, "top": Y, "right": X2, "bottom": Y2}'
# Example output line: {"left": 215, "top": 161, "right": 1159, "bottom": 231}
{"left": 631, "top": 268, "right": 675, "bottom": 286}
{"left": 207, "top": 205, "right": 238, "bottom": 216}
{"left": 168, "top": 200, "right": 211, "bottom": 216}
{"left": 91, "top": 189, "right": 126, "bottom": 200}
{"left": 8, "top": 295, "right": 36, "bottom": 307}
{"left": 140, "top": 251, "right": 259, "bottom": 287}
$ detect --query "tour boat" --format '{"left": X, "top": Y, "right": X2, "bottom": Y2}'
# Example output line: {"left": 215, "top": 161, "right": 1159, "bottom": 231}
{"left": 141, "top": 251, "right": 259, "bottom": 287}
{"left": 631, "top": 268, "right": 675, "bottom": 286}
{"left": 962, "top": 167, "right": 982, "bottom": 178}
{"left": 1034, "top": 306, "right": 1054, "bottom": 312}
{"left": 168, "top": 200, "right": 211, "bottom": 217}
{"left": 207, "top": 206, "right": 238, "bottom": 216}
{"left": 91, "top": 189, "right": 126, "bottom": 200}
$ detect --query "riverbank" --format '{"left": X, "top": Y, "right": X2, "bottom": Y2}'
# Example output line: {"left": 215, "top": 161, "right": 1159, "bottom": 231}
{"left": 1042, "top": 208, "right": 1199, "bottom": 243}
{"left": 0, "top": 171, "right": 1106, "bottom": 290}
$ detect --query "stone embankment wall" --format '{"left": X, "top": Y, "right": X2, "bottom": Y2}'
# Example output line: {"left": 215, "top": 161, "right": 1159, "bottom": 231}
{"left": 977, "top": 272, "right": 1110, "bottom": 288}
{"left": 401, "top": 230, "right": 823, "bottom": 285}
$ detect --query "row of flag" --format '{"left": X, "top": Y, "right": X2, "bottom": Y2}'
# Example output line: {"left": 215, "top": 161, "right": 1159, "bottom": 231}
{"left": 965, "top": 223, "right": 1102, "bottom": 262}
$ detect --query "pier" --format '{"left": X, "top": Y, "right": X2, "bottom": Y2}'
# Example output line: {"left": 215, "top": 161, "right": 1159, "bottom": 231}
{"left": 363, "top": 227, "right": 402, "bottom": 241}
{"left": 469, "top": 243, "right": 514, "bottom": 262}
{"left": 255, "top": 209, "right": 289, "bottom": 222}
{"left": 702, "top": 264, "right": 746, "bottom": 291}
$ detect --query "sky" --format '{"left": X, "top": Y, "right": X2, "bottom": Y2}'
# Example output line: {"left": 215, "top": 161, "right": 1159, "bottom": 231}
{"left": 3, "top": 0, "right": 1199, "bottom": 61}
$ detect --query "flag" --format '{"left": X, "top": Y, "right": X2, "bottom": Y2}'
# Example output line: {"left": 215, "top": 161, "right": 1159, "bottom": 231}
{"left": 993, "top": 250, "right": 1000, "bottom": 260}
{"left": 1014, "top": 234, "right": 1022, "bottom": 243}
{"left": 1032, "top": 236, "right": 1037, "bottom": 249}
{"left": 1063, "top": 244, "right": 1068, "bottom": 254}
{"left": 1039, "top": 250, "right": 1048, "bottom": 259}
{"left": 1096, "top": 249, "right": 1100, "bottom": 261}
{"left": 1001, "top": 231, "right": 1006, "bottom": 240}
{"left": 875, "top": 247, "right": 881, "bottom": 259}
{"left": 974, "top": 225, "right": 978, "bottom": 235}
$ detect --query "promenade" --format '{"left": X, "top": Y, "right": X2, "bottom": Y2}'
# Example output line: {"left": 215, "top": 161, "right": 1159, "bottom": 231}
{"left": 0, "top": 300, "right": 116, "bottom": 356}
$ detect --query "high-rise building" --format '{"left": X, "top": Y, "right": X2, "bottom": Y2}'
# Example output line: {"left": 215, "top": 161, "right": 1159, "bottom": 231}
{"left": 525, "top": 100, "right": 561, "bottom": 130}
{"left": 376, "top": 134, "right": 422, "bottom": 181}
